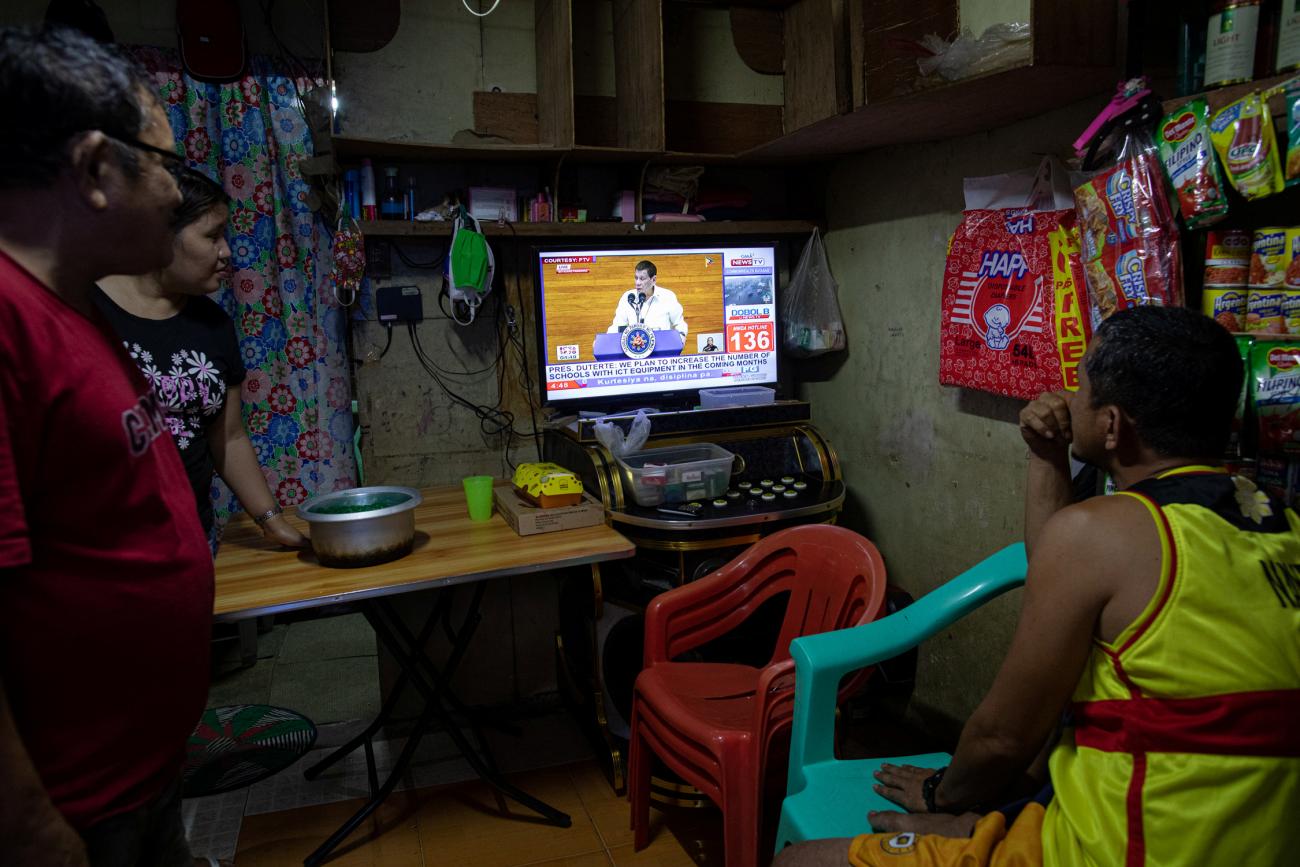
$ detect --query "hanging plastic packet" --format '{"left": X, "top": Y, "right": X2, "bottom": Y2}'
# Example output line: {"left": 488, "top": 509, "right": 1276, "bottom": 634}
{"left": 1253, "top": 342, "right": 1300, "bottom": 456}
{"left": 1156, "top": 98, "right": 1229, "bottom": 227}
{"left": 1209, "top": 90, "right": 1285, "bottom": 200}
{"left": 1286, "top": 78, "right": 1300, "bottom": 186}
{"left": 1230, "top": 334, "right": 1254, "bottom": 459}
{"left": 1072, "top": 79, "right": 1183, "bottom": 321}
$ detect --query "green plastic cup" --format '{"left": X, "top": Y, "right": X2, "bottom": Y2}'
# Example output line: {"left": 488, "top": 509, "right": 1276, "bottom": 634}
{"left": 462, "top": 475, "right": 495, "bottom": 522}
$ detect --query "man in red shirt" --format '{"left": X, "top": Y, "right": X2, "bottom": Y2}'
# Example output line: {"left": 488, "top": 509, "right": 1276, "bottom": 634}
{"left": 0, "top": 27, "right": 215, "bottom": 866}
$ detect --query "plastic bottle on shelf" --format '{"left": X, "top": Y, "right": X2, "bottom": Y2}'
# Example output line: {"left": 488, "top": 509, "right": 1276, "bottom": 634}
{"left": 381, "top": 166, "right": 403, "bottom": 220}
{"left": 404, "top": 177, "right": 417, "bottom": 221}
{"left": 360, "top": 159, "right": 378, "bottom": 221}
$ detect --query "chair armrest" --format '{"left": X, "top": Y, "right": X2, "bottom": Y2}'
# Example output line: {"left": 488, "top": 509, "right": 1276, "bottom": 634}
{"left": 785, "top": 543, "right": 1027, "bottom": 793}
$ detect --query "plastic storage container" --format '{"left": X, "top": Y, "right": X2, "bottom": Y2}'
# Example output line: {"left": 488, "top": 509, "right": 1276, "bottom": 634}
{"left": 698, "top": 386, "right": 776, "bottom": 409}
{"left": 616, "top": 443, "right": 736, "bottom": 506}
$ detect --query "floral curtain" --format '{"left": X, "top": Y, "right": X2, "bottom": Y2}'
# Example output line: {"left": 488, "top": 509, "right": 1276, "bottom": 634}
{"left": 130, "top": 48, "right": 357, "bottom": 528}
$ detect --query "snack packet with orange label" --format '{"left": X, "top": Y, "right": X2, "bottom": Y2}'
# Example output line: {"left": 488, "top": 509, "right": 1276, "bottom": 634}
{"left": 1157, "top": 98, "right": 1229, "bottom": 227}
{"left": 1210, "top": 91, "right": 1285, "bottom": 200}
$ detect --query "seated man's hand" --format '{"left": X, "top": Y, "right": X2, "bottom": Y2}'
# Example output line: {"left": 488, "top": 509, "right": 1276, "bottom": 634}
{"left": 1019, "top": 391, "right": 1073, "bottom": 462}
{"left": 871, "top": 762, "right": 936, "bottom": 813}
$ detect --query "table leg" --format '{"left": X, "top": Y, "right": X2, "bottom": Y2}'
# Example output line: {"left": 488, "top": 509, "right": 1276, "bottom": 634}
{"left": 302, "top": 584, "right": 571, "bottom": 866}
{"left": 301, "top": 594, "right": 451, "bottom": 783}
{"left": 366, "top": 594, "right": 573, "bottom": 828}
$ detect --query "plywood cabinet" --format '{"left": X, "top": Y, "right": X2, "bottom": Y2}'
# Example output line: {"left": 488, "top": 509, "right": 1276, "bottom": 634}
{"left": 755, "top": 0, "right": 1120, "bottom": 157}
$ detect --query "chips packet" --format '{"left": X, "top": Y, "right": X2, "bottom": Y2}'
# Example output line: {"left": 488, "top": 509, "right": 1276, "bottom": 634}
{"left": 1072, "top": 134, "right": 1183, "bottom": 319}
{"left": 1157, "top": 98, "right": 1229, "bottom": 226}
{"left": 1210, "top": 91, "right": 1286, "bottom": 200}
{"left": 1253, "top": 342, "right": 1300, "bottom": 456}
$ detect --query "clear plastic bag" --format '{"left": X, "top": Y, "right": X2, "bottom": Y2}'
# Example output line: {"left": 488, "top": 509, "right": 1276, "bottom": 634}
{"left": 593, "top": 410, "right": 651, "bottom": 457}
{"left": 917, "top": 23, "right": 1031, "bottom": 82}
{"left": 782, "top": 229, "right": 846, "bottom": 358}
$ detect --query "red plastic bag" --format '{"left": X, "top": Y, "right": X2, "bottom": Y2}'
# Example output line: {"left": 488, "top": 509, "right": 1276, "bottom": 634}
{"left": 939, "top": 159, "right": 1093, "bottom": 399}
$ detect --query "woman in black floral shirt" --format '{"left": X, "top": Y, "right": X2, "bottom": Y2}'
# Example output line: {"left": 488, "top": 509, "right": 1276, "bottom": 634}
{"left": 97, "top": 169, "right": 305, "bottom": 551}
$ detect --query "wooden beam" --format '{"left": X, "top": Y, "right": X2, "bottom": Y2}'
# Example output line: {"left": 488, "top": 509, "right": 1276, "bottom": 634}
{"left": 613, "top": 0, "right": 666, "bottom": 150}
{"left": 536, "top": 0, "right": 575, "bottom": 147}
{"left": 783, "top": 0, "right": 850, "bottom": 132}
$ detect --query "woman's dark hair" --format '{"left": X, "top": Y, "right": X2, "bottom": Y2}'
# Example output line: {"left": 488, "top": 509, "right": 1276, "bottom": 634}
{"left": 172, "top": 168, "right": 230, "bottom": 230}
{"left": 1084, "top": 305, "right": 1243, "bottom": 458}
{"left": 0, "top": 26, "right": 154, "bottom": 189}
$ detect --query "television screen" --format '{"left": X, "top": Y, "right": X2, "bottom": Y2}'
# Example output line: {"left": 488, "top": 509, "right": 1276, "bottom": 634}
{"left": 535, "top": 245, "right": 779, "bottom": 404}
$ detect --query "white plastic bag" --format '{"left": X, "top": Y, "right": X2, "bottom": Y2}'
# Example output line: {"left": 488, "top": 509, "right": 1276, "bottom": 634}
{"left": 782, "top": 229, "right": 846, "bottom": 358}
{"left": 917, "top": 23, "right": 1031, "bottom": 82}
{"left": 593, "top": 410, "right": 651, "bottom": 456}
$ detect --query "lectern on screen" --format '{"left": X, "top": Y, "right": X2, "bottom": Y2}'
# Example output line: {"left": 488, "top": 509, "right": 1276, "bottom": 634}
{"left": 535, "top": 245, "right": 779, "bottom": 406}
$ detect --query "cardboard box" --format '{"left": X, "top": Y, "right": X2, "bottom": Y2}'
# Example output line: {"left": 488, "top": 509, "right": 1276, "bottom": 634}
{"left": 493, "top": 484, "right": 605, "bottom": 536}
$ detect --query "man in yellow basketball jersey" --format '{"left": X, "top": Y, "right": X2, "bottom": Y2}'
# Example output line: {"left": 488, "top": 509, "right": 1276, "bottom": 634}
{"left": 776, "top": 306, "right": 1300, "bottom": 867}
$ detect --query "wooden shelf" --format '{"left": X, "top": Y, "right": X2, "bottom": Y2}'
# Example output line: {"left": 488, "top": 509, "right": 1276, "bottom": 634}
{"left": 332, "top": 134, "right": 779, "bottom": 166}
{"left": 357, "top": 219, "right": 817, "bottom": 238}
{"left": 742, "top": 62, "right": 1118, "bottom": 160}
{"left": 1163, "top": 70, "right": 1299, "bottom": 118}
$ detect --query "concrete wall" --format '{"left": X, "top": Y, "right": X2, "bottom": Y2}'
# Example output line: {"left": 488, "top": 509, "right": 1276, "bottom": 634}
{"left": 803, "top": 97, "right": 1101, "bottom": 729}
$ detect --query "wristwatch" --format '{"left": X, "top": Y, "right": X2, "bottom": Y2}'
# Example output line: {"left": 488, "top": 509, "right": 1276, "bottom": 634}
{"left": 922, "top": 766, "right": 948, "bottom": 814}
{"left": 252, "top": 505, "right": 283, "bottom": 527}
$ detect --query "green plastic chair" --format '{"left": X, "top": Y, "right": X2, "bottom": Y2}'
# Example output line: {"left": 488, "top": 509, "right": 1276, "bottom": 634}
{"left": 774, "top": 543, "right": 1029, "bottom": 852}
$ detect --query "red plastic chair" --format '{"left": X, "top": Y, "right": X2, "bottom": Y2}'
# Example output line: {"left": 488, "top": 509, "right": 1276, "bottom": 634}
{"left": 628, "top": 525, "right": 888, "bottom": 867}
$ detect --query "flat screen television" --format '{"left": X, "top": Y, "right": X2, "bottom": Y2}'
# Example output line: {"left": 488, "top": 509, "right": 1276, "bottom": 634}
{"left": 534, "top": 244, "right": 779, "bottom": 407}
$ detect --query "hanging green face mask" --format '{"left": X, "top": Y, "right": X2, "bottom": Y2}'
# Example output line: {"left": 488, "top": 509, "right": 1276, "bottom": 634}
{"left": 450, "top": 227, "right": 490, "bottom": 294}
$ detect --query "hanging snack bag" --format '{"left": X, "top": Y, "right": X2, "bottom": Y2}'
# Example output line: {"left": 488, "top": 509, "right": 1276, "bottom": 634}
{"left": 1254, "top": 342, "right": 1300, "bottom": 455}
{"left": 1073, "top": 137, "right": 1183, "bottom": 319}
{"left": 1210, "top": 91, "right": 1285, "bottom": 200}
{"left": 1157, "top": 99, "right": 1229, "bottom": 227}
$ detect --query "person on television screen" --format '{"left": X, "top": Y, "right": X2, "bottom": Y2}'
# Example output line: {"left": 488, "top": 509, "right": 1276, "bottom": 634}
{"left": 702, "top": 336, "right": 718, "bottom": 353}
{"left": 607, "top": 259, "right": 688, "bottom": 338}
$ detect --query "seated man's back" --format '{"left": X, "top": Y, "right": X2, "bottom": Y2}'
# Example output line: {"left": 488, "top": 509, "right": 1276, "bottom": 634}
{"left": 1044, "top": 467, "right": 1300, "bottom": 867}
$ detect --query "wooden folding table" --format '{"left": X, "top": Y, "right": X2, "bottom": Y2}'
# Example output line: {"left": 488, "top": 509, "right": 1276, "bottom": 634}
{"left": 213, "top": 483, "right": 634, "bottom": 865}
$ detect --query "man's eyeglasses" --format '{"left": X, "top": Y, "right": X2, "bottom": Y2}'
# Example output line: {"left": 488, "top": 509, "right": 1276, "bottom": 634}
{"left": 107, "top": 134, "right": 186, "bottom": 180}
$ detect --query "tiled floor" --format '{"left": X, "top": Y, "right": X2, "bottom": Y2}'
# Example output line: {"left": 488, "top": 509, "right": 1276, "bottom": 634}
{"left": 188, "top": 611, "right": 707, "bottom": 864}
{"left": 233, "top": 760, "right": 722, "bottom": 866}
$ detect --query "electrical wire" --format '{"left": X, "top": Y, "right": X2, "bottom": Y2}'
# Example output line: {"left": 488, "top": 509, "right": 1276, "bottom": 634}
{"left": 462, "top": 0, "right": 502, "bottom": 17}
{"left": 407, "top": 322, "right": 519, "bottom": 443}
{"left": 393, "top": 242, "right": 447, "bottom": 270}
